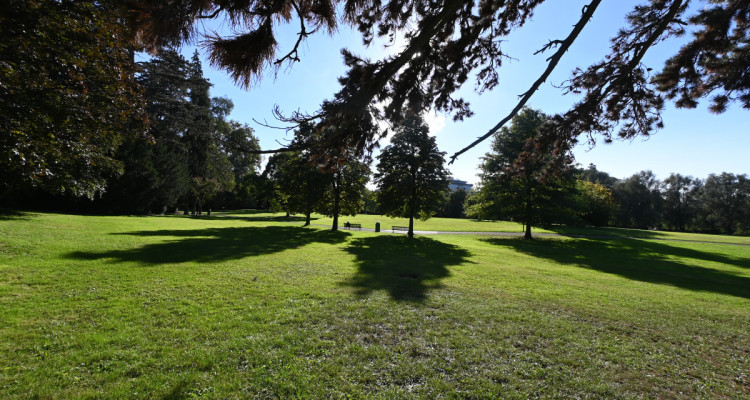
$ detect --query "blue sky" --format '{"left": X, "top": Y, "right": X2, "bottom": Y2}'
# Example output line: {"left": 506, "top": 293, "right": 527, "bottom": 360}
{"left": 176, "top": 1, "right": 749, "bottom": 184}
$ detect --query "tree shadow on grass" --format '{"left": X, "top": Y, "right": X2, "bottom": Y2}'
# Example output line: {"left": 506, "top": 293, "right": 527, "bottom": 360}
{"left": 550, "top": 225, "right": 665, "bottom": 240}
{"left": 65, "top": 226, "right": 349, "bottom": 265}
{"left": 172, "top": 214, "right": 317, "bottom": 223}
{"left": 485, "top": 237, "right": 750, "bottom": 299}
{"left": 0, "top": 209, "right": 30, "bottom": 221}
{"left": 342, "top": 236, "right": 472, "bottom": 302}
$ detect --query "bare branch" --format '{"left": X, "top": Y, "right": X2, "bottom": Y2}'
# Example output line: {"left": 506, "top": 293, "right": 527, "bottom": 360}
{"left": 274, "top": 0, "right": 308, "bottom": 66}
{"left": 534, "top": 39, "right": 564, "bottom": 55}
{"left": 449, "top": 0, "right": 603, "bottom": 164}
{"left": 252, "top": 118, "right": 294, "bottom": 131}
{"left": 198, "top": 7, "right": 222, "bottom": 20}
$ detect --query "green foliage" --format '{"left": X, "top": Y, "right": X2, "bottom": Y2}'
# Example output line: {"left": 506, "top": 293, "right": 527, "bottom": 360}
{"left": 699, "top": 173, "right": 750, "bottom": 234}
{"left": 472, "top": 108, "right": 575, "bottom": 238}
{"left": 661, "top": 173, "right": 702, "bottom": 231}
{"left": 233, "top": 173, "right": 273, "bottom": 209}
{"left": 222, "top": 121, "right": 261, "bottom": 183}
{"left": 361, "top": 188, "right": 381, "bottom": 215}
{"left": 0, "top": 0, "right": 146, "bottom": 199}
{"left": 319, "top": 154, "right": 370, "bottom": 230}
{"left": 283, "top": 158, "right": 328, "bottom": 224}
{"left": 375, "top": 115, "right": 450, "bottom": 237}
{"left": 574, "top": 180, "right": 615, "bottom": 227}
{"left": 100, "top": 48, "right": 245, "bottom": 214}
{"left": 103, "top": 48, "right": 194, "bottom": 213}
{"left": 612, "top": 171, "right": 663, "bottom": 229}
{"left": 437, "top": 188, "right": 469, "bottom": 219}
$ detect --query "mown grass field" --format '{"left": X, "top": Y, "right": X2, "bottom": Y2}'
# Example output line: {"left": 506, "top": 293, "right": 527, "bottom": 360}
{"left": 1, "top": 211, "right": 748, "bottom": 399}
{"left": 267, "top": 211, "right": 750, "bottom": 245}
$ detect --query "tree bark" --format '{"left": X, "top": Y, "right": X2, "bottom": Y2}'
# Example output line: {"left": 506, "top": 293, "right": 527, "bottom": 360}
{"left": 524, "top": 221, "right": 532, "bottom": 240}
{"left": 331, "top": 176, "right": 340, "bottom": 231}
{"left": 304, "top": 211, "right": 311, "bottom": 227}
{"left": 408, "top": 215, "right": 414, "bottom": 238}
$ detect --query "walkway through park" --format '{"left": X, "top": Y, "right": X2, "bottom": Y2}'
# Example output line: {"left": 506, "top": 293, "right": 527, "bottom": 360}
{"left": 312, "top": 223, "right": 750, "bottom": 247}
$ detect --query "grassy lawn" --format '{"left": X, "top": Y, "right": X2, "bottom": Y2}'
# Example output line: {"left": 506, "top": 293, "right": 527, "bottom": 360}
{"left": 219, "top": 209, "right": 750, "bottom": 245}
{"left": 1, "top": 211, "right": 748, "bottom": 399}
{"left": 216, "top": 210, "right": 538, "bottom": 234}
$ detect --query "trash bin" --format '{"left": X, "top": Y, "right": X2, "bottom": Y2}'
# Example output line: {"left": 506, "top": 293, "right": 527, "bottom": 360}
{"left": 375, "top": 221, "right": 380, "bottom": 232}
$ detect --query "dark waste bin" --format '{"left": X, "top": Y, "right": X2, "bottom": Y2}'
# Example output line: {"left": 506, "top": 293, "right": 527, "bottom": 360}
{"left": 375, "top": 221, "right": 380, "bottom": 232}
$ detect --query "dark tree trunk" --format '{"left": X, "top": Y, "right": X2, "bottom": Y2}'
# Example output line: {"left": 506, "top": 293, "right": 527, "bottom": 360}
{"left": 524, "top": 196, "right": 532, "bottom": 240}
{"left": 304, "top": 211, "right": 311, "bottom": 227}
{"left": 524, "top": 222, "right": 532, "bottom": 240}
{"left": 331, "top": 176, "right": 341, "bottom": 231}
{"left": 408, "top": 215, "right": 414, "bottom": 238}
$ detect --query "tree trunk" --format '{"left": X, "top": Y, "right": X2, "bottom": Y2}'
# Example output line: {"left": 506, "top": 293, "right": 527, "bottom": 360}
{"left": 303, "top": 211, "right": 311, "bottom": 227}
{"left": 524, "top": 197, "right": 532, "bottom": 240}
{"left": 408, "top": 215, "right": 414, "bottom": 238}
{"left": 524, "top": 221, "right": 532, "bottom": 240}
{"left": 331, "top": 176, "right": 341, "bottom": 231}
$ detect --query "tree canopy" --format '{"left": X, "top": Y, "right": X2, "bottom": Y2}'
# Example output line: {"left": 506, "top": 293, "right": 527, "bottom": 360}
{"left": 469, "top": 107, "right": 574, "bottom": 239}
{"left": 125, "top": 0, "right": 749, "bottom": 160}
{"left": 374, "top": 114, "right": 450, "bottom": 237}
{"left": 1, "top": 0, "right": 145, "bottom": 199}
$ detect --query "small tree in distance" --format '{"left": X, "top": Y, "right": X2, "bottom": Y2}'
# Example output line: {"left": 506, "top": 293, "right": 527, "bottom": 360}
{"left": 375, "top": 114, "right": 450, "bottom": 238}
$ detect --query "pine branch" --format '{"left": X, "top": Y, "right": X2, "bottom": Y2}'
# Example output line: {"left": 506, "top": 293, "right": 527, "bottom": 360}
{"left": 448, "top": 0, "right": 602, "bottom": 164}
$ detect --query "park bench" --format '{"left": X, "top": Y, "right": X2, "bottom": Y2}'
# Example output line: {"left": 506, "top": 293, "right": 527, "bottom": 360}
{"left": 343, "top": 222, "right": 362, "bottom": 230}
{"left": 392, "top": 226, "right": 409, "bottom": 233}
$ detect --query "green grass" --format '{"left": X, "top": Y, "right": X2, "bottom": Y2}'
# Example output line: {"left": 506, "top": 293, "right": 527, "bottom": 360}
{"left": 218, "top": 209, "right": 750, "bottom": 245}
{"left": 216, "top": 210, "right": 539, "bottom": 234}
{"left": 1, "top": 211, "right": 749, "bottom": 399}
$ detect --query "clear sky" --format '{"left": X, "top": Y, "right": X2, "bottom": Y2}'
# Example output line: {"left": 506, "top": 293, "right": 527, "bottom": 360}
{"left": 175, "top": 1, "right": 749, "bottom": 184}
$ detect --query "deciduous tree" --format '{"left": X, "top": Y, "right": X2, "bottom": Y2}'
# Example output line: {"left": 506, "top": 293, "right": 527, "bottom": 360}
{"left": 612, "top": 171, "right": 663, "bottom": 229}
{"left": 699, "top": 173, "right": 749, "bottom": 234}
{"left": 661, "top": 173, "right": 702, "bottom": 231}
{"left": 1, "top": 0, "right": 145, "bottom": 200}
{"left": 470, "top": 108, "right": 574, "bottom": 239}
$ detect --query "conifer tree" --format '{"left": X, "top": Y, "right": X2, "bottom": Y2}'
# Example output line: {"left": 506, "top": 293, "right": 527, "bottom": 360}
{"left": 375, "top": 115, "right": 449, "bottom": 238}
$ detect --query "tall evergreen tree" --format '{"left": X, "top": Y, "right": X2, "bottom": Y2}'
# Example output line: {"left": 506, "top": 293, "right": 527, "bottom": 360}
{"left": 104, "top": 47, "right": 192, "bottom": 213}
{"left": 375, "top": 115, "right": 450, "bottom": 238}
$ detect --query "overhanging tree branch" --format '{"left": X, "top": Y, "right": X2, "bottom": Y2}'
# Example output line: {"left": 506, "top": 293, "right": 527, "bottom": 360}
{"left": 448, "top": 0, "right": 602, "bottom": 164}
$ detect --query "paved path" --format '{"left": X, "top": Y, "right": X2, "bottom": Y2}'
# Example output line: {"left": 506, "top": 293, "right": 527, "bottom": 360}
{"left": 319, "top": 223, "right": 750, "bottom": 247}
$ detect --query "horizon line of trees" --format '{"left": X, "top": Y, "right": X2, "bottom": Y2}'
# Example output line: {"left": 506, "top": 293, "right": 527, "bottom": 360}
{"left": 464, "top": 108, "right": 750, "bottom": 237}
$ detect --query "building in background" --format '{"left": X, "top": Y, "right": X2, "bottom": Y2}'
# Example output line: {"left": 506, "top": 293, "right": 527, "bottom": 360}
{"left": 448, "top": 179, "right": 473, "bottom": 192}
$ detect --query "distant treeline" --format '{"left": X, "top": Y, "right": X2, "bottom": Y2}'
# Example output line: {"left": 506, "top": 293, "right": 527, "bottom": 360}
{"left": 571, "top": 166, "right": 749, "bottom": 235}
{"left": 2, "top": 49, "right": 746, "bottom": 235}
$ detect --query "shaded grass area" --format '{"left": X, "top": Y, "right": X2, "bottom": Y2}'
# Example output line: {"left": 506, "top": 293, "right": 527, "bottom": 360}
{"left": 1, "top": 213, "right": 749, "bottom": 399}
{"left": 67, "top": 226, "right": 348, "bottom": 265}
{"left": 551, "top": 225, "right": 750, "bottom": 245}
{"left": 485, "top": 237, "right": 750, "bottom": 299}
{"left": 343, "top": 236, "right": 471, "bottom": 302}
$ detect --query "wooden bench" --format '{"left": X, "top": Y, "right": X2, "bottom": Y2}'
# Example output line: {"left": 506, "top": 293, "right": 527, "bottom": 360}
{"left": 344, "top": 222, "right": 362, "bottom": 230}
{"left": 392, "top": 226, "right": 409, "bottom": 233}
